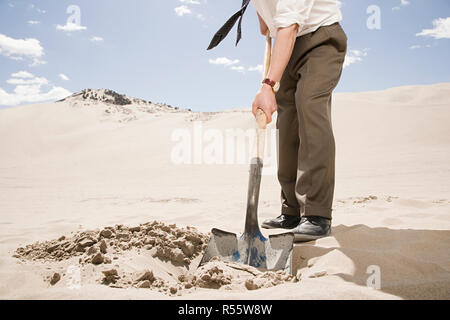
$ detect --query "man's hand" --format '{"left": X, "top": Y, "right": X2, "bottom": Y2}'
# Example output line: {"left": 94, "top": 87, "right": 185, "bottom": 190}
{"left": 252, "top": 84, "right": 277, "bottom": 124}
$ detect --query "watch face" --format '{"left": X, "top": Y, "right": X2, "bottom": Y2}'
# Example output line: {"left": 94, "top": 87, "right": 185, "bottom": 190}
{"left": 273, "top": 82, "right": 280, "bottom": 92}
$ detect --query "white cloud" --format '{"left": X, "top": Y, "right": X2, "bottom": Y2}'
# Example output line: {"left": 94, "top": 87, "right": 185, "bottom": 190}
{"left": 208, "top": 57, "right": 240, "bottom": 66}
{"left": 409, "top": 44, "right": 431, "bottom": 49}
{"left": 0, "top": 34, "right": 43, "bottom": 57}
{"left": 56, "top": 23, "right": 87, "bottom": 32}
{"left": 175, "top": 1, "right": 207, "bottom": 21}
{"left": 28, "top": 4, "right": 46, "bottom": 14}
{"left": 0, "top": 33, "right": 45, "bottom": 66}
{"left": 90, "top": 36, "right": 104, "bottom": 42}
{"left": 174, "top": 5, "right": 191, "bottom": 16}
{"left": 27, "top": 20, "right": 40, "bottom": 25}
{"left": 59, "top": 74, "right": 70, "bottom": 81}
{"left": 11, "top": 71, "right": 34, "bottom": 79}
{"left": 0, "top": 86, "right": 71, "bottom": 106}
{"left": 231, "top": 66, "right": 245, "bottom": 72}
{"left": 179, "top": 0, "right": 201, "bottom": 4}
{"left": 0, "top": 73, "right": 71, "bottom": 106}
{"left": 196, "top": 13, "right": 206, "bottom": 21}
{"left": 209, "top": 58, "right": 264, "bottom": 74}
{"left": 7, "top": 77, "right": 48, "bottom": 86}
{"left": 392, "top": 0, "right": 409, "bottom": 11}
{"left": 344, "top": 49, "right": 369, "bottom": 68}
{"left": 29, "top": 59, "right": 47, "bottom": 67}
{"left": 416, "top": 17, "right": 450, "bottom": 39}
{"left": 248, "top": 65, "right": 263, "bottom": 73}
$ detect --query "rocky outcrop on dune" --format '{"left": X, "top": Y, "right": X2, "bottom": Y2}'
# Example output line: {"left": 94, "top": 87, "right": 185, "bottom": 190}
{"left": 58, "top": 89, "right": 189, "bottom": 122}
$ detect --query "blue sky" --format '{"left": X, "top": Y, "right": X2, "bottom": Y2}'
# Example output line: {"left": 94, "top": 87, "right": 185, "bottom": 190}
{"left": 0, "top": 0, "right": 449, "bottom": 111}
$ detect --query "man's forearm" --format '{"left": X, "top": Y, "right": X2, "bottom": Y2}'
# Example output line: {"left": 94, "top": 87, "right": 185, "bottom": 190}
{"left": 252, "top": 23, "right": 299, "bottom": 123}
{"left": 257, "top": 13, "right": 268, "bottom": 36}
{"left": 267, "top": 24, "right": 299, "bottom": 82}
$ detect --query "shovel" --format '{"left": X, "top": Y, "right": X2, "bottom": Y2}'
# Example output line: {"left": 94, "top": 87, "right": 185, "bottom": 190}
{"left": 199, "top": 34, "right": 294, "bottom": 272}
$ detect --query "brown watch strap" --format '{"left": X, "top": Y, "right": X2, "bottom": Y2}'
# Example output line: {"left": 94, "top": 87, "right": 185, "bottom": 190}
{"left": 262, "top": 78, "right": 276, "bottom": 88}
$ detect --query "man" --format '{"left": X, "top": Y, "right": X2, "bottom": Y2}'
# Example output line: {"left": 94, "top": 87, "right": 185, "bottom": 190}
{"left": 208, "top": 0, "right": 347, "bottom": 242}
{"left": 251, "top": 0, "right": 347, "bottom": 241}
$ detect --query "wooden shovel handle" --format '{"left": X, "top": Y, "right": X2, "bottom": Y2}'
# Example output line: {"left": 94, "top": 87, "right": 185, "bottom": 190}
{"left": 256, "top": 109, "right": 267, "bottom": 130}
{"left": 262, "top": 33, "right": 272, "bottom": 81}
{"left": 256, "top": 33, "right": 272, "bottom": 130}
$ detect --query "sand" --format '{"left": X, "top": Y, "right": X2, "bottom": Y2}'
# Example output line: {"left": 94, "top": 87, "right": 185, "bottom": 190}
{"left": 12, "top": 220, "right": 294, "bottom": 295}
{"left": 0, "top": 83, "right": 449, "bottom": 299}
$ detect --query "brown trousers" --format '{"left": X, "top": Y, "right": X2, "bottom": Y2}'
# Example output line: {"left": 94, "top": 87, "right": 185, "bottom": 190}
{"left": 275, "top": 22, "right": 347, "bottom": 220}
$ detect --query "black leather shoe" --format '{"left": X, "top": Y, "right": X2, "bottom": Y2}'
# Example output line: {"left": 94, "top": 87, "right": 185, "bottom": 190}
{"left": 261, "top": 214, "right": 301, "bottom": 229}
{"left": 290, "top": 216, "right": 331, "bottom": 242}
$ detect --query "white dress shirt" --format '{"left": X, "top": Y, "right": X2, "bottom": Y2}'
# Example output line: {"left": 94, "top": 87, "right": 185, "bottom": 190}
{"left": 251, "top": 0, "right": 342, "bottom": 38}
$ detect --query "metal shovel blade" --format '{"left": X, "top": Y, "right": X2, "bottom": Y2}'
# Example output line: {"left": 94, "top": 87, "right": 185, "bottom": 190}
{"left": 199, "top": 228, "right": 294, "bottom": 272}
{"left": 199, "top": 158, "right": 294, "bottom": 272}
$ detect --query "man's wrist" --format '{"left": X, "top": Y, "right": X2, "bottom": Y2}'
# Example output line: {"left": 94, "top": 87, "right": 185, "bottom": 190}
{"left": 262, "top": 78, "right": 280, "bottom": 93}
{"left": 261, "top": 83, "right": 275, "bottom": 93}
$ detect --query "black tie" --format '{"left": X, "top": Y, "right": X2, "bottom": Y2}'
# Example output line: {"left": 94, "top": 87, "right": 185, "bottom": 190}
{"left": 207, "top": 0, "right": 251, "bottom": 50}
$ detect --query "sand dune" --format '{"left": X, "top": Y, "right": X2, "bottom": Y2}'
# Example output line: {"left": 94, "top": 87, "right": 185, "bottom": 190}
{"left": 0, "top": 84, "right": 449, "bottom": 299}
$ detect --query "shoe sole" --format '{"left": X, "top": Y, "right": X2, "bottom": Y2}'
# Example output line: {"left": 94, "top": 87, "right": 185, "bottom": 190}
{"left": 261, "top": 223, "right": 294, "bottom": 230}
{"left": 293, "top": 232, "right": 331, "bottom": 243}
{"left": 261, "top": 223, "right": 277, "bottom": 229}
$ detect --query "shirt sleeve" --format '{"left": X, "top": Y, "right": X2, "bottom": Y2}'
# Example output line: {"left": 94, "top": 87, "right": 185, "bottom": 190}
{"left": 273, "top": 0, "right": 316, "bottom": 30}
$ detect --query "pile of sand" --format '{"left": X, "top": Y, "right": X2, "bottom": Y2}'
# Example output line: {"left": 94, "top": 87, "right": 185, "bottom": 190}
{"left": 14, "top": 221, "right": 208, "bottom": 265}
{"left": 13, "top": 221, "right": 295, "bottom": 295}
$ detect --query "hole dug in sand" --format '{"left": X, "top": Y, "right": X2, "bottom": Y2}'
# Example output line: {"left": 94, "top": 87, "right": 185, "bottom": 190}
{"left": 193, "top": 257, "right": 297, "bottom": 291}
{"left": 14, "top": 221, "right": 295, "bottom": 295}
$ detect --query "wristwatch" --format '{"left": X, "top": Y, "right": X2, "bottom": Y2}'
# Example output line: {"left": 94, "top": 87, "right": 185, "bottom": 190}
{"left": 262, "top": 78, "right": 280, "bottom": 93}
